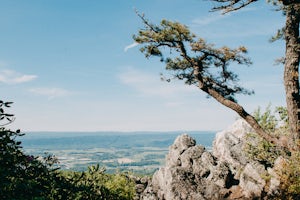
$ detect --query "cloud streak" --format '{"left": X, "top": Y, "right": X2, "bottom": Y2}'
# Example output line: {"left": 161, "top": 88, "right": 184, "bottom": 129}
{"left": 0, "top": 69, "right": 37, "bottom": 84}
{"left": 124, "top": 42, "right": 139, "bottom": 52}
{"left": 29, "top": 87, "right": 73, "bottom": 99}
{"left": 191, "top": 6, "right": 257, "bottom": 26}
{"left": 192, "top": 13, "right": 229, "bottom": 26}
{"left": 190, "top": 6, "right": 279, "bottom": 39}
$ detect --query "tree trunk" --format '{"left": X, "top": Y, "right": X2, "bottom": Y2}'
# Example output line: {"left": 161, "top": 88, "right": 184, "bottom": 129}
{"left": 196, "top": 79, "right": 282, "bottom": 146}
{"left": 210, "top": 89, "right": 281, "bottom": 144}
{"left": 284, "top": 4, "right": 300, "bottom": 147}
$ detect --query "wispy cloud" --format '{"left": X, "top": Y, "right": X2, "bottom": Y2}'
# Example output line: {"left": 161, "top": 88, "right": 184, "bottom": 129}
{"left": 124, "top": 42, "right": 139, "bottom": 52}
{"left": 192, "top": 13, "right": 229, "bottom": 26}
{"left": 118, "top": 68, "right": 198, "bottom": 98}
{"left": 0, "top": 69, "right": 37, "bottom": 84}
{"left": 190, "top": 6, "right": 282, "bottom": 39}
{"left": 192, "top": 6, "right": 258, "bottom": 26}
{"left": 29, "top": 87, "right": 73, "bottom": 99}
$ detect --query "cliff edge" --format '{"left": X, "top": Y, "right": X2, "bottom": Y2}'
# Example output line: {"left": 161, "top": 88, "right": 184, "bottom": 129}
{"left": 137, "top": 119, "right": 283, "bottom": 200}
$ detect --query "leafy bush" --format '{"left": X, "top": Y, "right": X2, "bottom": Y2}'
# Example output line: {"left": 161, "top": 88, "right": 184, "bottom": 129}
{"left": 245, "top": 105, "right": 289, "bottom": 168}
{"left": 244, "top": 132, "right": 284, "bottom": 168}
{"left": 244, "top": 105, "right": 300, "bottom": 199}
{"left": 278, "top": 149, "right": 300, "bottom": 199}
{"left": 0, "top": 101, "right": 56, "bottom": 199}
{"left": 0, "top": 100, "right": 136, "bottom": 200}
{"left": 60, "top": 165, "right": 135, "bottom": 200}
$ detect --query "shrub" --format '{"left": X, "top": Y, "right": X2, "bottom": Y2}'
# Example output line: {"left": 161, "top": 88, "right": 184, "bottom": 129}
{"left": 0, "top": 100, "right": 136, "bottom": 200}
{"left": 0, "top": 101, "right": 56, "bottom": 199}
{"left": 276, "top": 143, "right": 300, "bottom": 200}
{"left": 244, "top": 105, "right": 300, "bottom": 199}
{"left": 60, "top": 165, "right": 135, "bottom": 200}
{"left": 244, "top": 105, "right": 289, "bottom": 168}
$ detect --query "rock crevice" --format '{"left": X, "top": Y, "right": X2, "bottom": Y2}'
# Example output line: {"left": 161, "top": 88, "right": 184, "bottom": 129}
{"left": 138, "top": 119, "right": 282, "bottom": 200}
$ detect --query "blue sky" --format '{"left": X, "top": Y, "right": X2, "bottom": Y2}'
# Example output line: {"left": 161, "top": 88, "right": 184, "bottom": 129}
{"left": 1, "top": 0, "right": 285, "bottom": 132}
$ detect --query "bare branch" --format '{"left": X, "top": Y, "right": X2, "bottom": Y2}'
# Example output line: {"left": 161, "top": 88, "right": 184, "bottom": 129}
{"left": 211, "top": 0, "right": 258, "bottom": 13}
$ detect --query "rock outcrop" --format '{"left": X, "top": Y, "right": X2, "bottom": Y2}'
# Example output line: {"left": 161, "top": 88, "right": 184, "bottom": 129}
{"left": 138, "top": 119, "right": 282, "bottom": 200}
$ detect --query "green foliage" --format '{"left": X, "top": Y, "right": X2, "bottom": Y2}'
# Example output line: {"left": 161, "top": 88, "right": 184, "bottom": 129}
{"left": 134, "top": 14, "right": 253, "bottom": 102}
{"left": 0, "top": 100, "right": 14, "bottom": 125}
{"left": 252, "top": 104, "right": 278, "bottom": 133}
{"left": 244, "top": 132, "right": 284, "bottom": 168}
{"left": 0, "top": 100, "right": 136, "bottom": 200}
{"left": 245, "top": 105, "right": 300, "bottom": 198}
{"left": 0, "top": 101, "right": 56, "bottom": 199}
{"left": 104, "top": 171, "right": 136, "bottom": 199}
{"left": 252, "top": 105, "right": 289, "bottom": 136}
{"left": 245, "top": 105, "right": 289, "bottom": 167}
{"left": 60, "top": 165, "right": 135, "bottom": 200}
{"left": 278, "top": 149, "right": 300, "bottom": 199}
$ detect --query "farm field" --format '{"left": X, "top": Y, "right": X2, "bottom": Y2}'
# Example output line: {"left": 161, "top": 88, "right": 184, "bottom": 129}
{"left": 21, "top": 131, "right": 216, "bottom": 174}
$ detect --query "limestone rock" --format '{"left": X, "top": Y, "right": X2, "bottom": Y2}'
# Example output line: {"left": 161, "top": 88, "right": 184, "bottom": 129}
{"left": 239, "top": 162, "right": 266, "bottom": 198}
{"left": 213, "top": 119, "right": 253, "bottom": 172}
{"left": 139, "top": 120, "right": 283, "bottom": 200}
{"left": 166, "top": 134, "right": 196, "bottom": 167}
{"left": 267, "top": 156, "right": 286, "bottom": 195}
{"left": 140, "top": 134, "right": 231, "bottom": 200}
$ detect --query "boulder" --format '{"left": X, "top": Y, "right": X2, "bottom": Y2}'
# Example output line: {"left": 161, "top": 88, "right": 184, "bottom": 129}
{"left": 213, "top": 119, "right": 253, "bottom": 172}
{"left": 139, "top": 119, "right": 283, "bottom": 200}
{"left": 140, "top": 134, "right": 231, "bottom": 200}
{"left": 239, "top": 162, "right": 266, "bottom": 198}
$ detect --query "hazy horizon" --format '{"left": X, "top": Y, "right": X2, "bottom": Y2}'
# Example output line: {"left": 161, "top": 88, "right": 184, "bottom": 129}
{"left": 2, "top": 1, "right": 285, "bottom": 132}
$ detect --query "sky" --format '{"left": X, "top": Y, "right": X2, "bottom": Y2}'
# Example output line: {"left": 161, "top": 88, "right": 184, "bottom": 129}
{"left": 1, "top": 0, "right": 286, "bottom": 132}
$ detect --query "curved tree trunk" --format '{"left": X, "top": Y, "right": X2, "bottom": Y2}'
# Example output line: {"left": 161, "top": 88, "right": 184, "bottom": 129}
{"left": 284, "top": 4, "right": 300, "bottom": 148}
{"left": 195, "top": 72, "right": 282, "bottom": 146}
{"left": 205, "top": 86, "right": 280, "bottom": 145}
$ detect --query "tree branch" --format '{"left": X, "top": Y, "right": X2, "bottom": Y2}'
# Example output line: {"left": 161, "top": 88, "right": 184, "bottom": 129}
{"left": 211, "top": 0, "right": 258, "bottom": 13}
{"left": 134, "top": 17, "right": 287, "bottom": 148}
{"left": 197, "top": 76, "right": 281, "bottom": 145}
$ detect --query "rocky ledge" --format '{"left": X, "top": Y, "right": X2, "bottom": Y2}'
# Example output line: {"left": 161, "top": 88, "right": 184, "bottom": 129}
{"left": 137, "top": 119, "right": 284, "bottom": 200}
